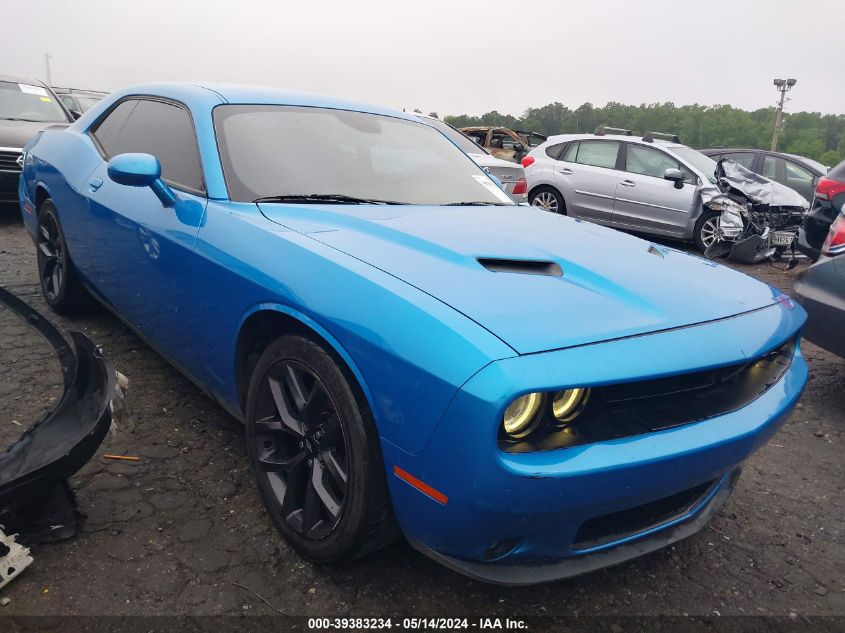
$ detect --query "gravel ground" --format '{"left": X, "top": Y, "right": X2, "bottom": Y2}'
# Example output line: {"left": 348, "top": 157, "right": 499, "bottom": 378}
{"left": 0, "top": 209, "right": 842, "bottom": 619}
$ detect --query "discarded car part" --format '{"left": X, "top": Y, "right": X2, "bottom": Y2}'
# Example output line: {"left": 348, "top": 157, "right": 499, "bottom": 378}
{"left": 0, "top": 529, "right": 33, "bottom": 590}
{"left": 702, "top": 159, "right": 808, "bottom": 264}
{"left": 0, "top": 286, "right": 114, "bottom": 536}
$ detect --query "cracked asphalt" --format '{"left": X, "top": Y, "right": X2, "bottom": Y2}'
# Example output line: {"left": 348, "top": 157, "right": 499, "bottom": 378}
{"left": 0, "top": 208, "right": 842, "bottom": 618}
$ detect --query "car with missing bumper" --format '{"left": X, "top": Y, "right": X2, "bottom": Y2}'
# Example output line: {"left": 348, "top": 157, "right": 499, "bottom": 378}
{"left": 19, "top": 82, "right": 807, "bottom": 584}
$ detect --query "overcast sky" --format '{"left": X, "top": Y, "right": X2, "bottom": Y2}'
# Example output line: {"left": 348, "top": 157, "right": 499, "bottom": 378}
{"left": 2, "top": 0, "right": 843, "bottom": 117}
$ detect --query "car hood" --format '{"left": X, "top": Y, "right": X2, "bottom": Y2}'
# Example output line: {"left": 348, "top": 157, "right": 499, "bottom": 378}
{"left": 259, "top": 203, "right": 782, "bottom": 354}
{"left": 0, "top": 120, "right": 70, "bottom": 148}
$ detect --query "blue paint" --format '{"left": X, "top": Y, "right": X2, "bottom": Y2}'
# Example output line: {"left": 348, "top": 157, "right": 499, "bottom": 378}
{"left": 19, "top": 82, "right": 808, "bottom": 580}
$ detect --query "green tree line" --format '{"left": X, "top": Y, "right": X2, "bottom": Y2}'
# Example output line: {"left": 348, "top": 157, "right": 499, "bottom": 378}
{"left": 443, "top": 102, "right": 845, "bottom": 167}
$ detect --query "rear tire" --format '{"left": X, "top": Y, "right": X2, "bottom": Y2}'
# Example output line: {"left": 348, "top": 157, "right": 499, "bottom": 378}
{"left": 694, "top": 210, "right": 720, "bottom": 252}
{"left": 245, "top": 334, "right": 395, "bottom": 563}
{"left": 530, "top": 186, "right": 565, "bottom": 214}
{"left": 36, "top": 199, "right": 91, "bottom": 315}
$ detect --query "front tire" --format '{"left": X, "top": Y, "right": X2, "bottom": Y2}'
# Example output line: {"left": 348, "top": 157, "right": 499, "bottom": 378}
{"left": 245, "top": 335, "right": 395, "bottom": 563}
{"left": 694, "top": 210, "right": 720, "bottom": 252}
{"left": 36, "top": 199, "right": 91, "bottom": 315}
{"left": 529, "top": 186, "right": 565, "bottom": 214}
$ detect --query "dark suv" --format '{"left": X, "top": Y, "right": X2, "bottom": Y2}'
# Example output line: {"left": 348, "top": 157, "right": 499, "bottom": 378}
{"left": 0, "top": 74, "right": 74, "bottom": 206}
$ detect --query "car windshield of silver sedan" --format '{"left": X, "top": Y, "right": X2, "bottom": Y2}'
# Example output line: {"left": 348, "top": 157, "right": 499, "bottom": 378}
{"left": 0, "top": 81, "right": 68, "bottom": 123}
{"left": 214, "top": 105, "right": 514, "bottom": 206}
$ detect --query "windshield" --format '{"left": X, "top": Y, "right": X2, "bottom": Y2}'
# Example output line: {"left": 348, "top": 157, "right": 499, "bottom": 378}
{"left": 674, "top": 147, "right": 718, "bottom": 184}
{"left": 422, "top": 117, "right": 487, "bottom": 156}
{"left": 214, "top": 105, "right": 513, "bottom": 205}
{"left": 0, "top": 81, "right": 68, "bottom": 123}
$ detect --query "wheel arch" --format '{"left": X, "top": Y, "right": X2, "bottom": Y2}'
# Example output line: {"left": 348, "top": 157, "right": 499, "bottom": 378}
{"left": 234, "top": 304, "right": 376, "bottom": 421}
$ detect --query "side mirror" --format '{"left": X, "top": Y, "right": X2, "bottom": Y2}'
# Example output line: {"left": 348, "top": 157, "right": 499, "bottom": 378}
{"left": 107, "top": 153, "right": 177, "bottom": 207}
{"left": 513, "top": 142, "right": 526, "bottom": 154}
{"left": 69, "top": 110, "right": 82, "bottom": 121}
{"left": 663, "top": 167, "right": 685, "bottom": 189}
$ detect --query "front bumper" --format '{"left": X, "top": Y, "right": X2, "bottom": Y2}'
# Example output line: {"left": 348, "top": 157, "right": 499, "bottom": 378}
{"left": 382, "top": 300, "right": 807, "bottom": 584}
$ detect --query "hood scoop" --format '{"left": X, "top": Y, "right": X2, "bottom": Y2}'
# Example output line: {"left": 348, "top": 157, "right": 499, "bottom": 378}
{"left": 477, "top": 258, "right": 563, "bottom": 277}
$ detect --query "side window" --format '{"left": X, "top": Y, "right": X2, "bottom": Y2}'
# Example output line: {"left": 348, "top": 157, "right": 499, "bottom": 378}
{"left": 91, "top": 100, "right": 138, "bottom": 156}
{"left": 95, "top": 99, "right": 204, "bottom": 193}
{"left": 574, "top": 141, "right": 619, "bottom": 169}
{"left": 723, "top": 152, "right": 756, "bottom": 170}
{"left": 762, "top": 155, "right": 781, "bottom": 181}
{"left": 625, "top": 144, "right": 695, "bottom": 183}
{"left": 490, "top": 131, "right": 520, "bottom": 150}
{"left": 561, "top": 142, "right": 578, "bottom": 162}
{"left": 59, "top": 95, "right": 77, "bottom": 111}
{"left": 545, "top": 143, "right": 566, "bottom": 160}
{"left": 465, "top": 131, "right": 486, "bottom": 146}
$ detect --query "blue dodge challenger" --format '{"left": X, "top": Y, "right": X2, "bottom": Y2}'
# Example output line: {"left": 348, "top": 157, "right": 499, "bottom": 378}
{"left": 18, "top": 83, "right": 807, "bottom": 584}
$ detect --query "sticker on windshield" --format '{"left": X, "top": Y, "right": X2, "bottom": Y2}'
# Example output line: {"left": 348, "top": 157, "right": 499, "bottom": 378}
{"left": 19, "top": 84, "right": 49, "bottom": 97}
{"left": 39, "top": 97, "right": 52, "bottom": 103}
{"left": 472, "top": 174, "right": 513, "bottom": 204}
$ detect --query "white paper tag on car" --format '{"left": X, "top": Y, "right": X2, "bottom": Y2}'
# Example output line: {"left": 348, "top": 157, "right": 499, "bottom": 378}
{"left": 471, "top": 174, "right": 513, "bottom": 204}
{"left": 19, "top": 84, "right": 49, "bottom": 97}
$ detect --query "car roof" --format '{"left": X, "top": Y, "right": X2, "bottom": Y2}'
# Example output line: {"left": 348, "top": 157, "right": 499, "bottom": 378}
{"left": 543, "top": 132, "right": 681, "bottom": 148}
{"left": 103, "top": 82, "right": 420, "bottom": 123}
{"left": 0, "top": 74, "right": 49, "bottom": 87}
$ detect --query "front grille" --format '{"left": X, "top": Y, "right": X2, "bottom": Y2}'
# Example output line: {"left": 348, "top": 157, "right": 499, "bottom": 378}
{"left": 503, "top": 336, "right": 796, "bottom": 453}
{"left": 0, "top": 151, "right": 22, "bottom": 172}
{"left": 572, "top": 479, "right": 717, "bottom": 550}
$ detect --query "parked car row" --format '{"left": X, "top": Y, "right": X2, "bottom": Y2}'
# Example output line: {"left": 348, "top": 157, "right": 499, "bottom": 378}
{"left": 459, "top": 126, "right": 546, "bottom": 163}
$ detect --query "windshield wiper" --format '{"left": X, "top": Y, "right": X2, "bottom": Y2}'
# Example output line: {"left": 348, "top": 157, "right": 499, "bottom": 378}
{"left": 1, "top": 117, "right": 44, "bottom": 122}
{"left": 443, "top": 201, "right": 510, "bottom": 206}
{"left": 253, "top": 194, "right": 402, "bottom": 205}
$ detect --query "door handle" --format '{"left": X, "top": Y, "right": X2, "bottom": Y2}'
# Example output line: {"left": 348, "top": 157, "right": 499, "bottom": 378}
{"left": 558, "top": 168, "right": 573, "bottom": 175}
{"left": 88, "top": 177, "right": 103, "bottom": 192}
{"left": 619, "top": 179, "right": 636, "bottom": 187}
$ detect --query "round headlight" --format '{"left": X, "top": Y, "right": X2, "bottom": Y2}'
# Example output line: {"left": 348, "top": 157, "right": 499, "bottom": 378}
{"left": 503, "top": 392, "right": 544, "bottom": 438}
{"left": 552, "top": 388, "right": 590, "bottom": 424}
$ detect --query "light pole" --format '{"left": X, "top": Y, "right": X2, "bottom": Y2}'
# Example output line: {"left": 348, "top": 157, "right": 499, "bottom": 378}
{"left": 771, "top": 78, "right": 796, "bottom": 152}
{"left": 44, "top": 53, "right": 53, "bottom": 86}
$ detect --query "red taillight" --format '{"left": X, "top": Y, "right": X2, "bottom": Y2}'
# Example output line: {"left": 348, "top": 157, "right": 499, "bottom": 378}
{"left": 512, "top": 178, "right": 527, "bottom": 195}
{"left": 521, "top": 156, "right": 535, "bottom": 168}
{"left": 822, "top": 214, "right": 845, "bottom": 256}
{"left": 814, "top": 176, "right": 845, "bottom": 201}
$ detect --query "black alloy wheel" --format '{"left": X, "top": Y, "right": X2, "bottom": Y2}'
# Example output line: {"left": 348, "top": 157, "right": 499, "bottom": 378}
{"left": 37, "top": 208, "right": 65, "bottom": 304}
{"left": 245, "top": 335, "right": 395, "bottom": 562}
{"left": 252, "top": 359, "right": 349, "bottom": 539}
{"left": 36, "top": 199, "right": 90, "bottom": 315}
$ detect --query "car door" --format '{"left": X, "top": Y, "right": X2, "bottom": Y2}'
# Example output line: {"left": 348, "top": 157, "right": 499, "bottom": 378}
{"left": 610, "top": 143, "right": 697, "bottom": 236}
{"left": 79, "top": 97, "right": 207, "bottom": 361}
{"left": 762, "top": 154, "right": 818, "bottom": 202}
{"left": 552, "top": 140, "right": 620, "bottom": 223}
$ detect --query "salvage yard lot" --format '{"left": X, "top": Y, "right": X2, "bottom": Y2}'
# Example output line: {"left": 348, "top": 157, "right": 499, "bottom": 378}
{"left": 0, "top": 210, "right": 842, "bottom": 617}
